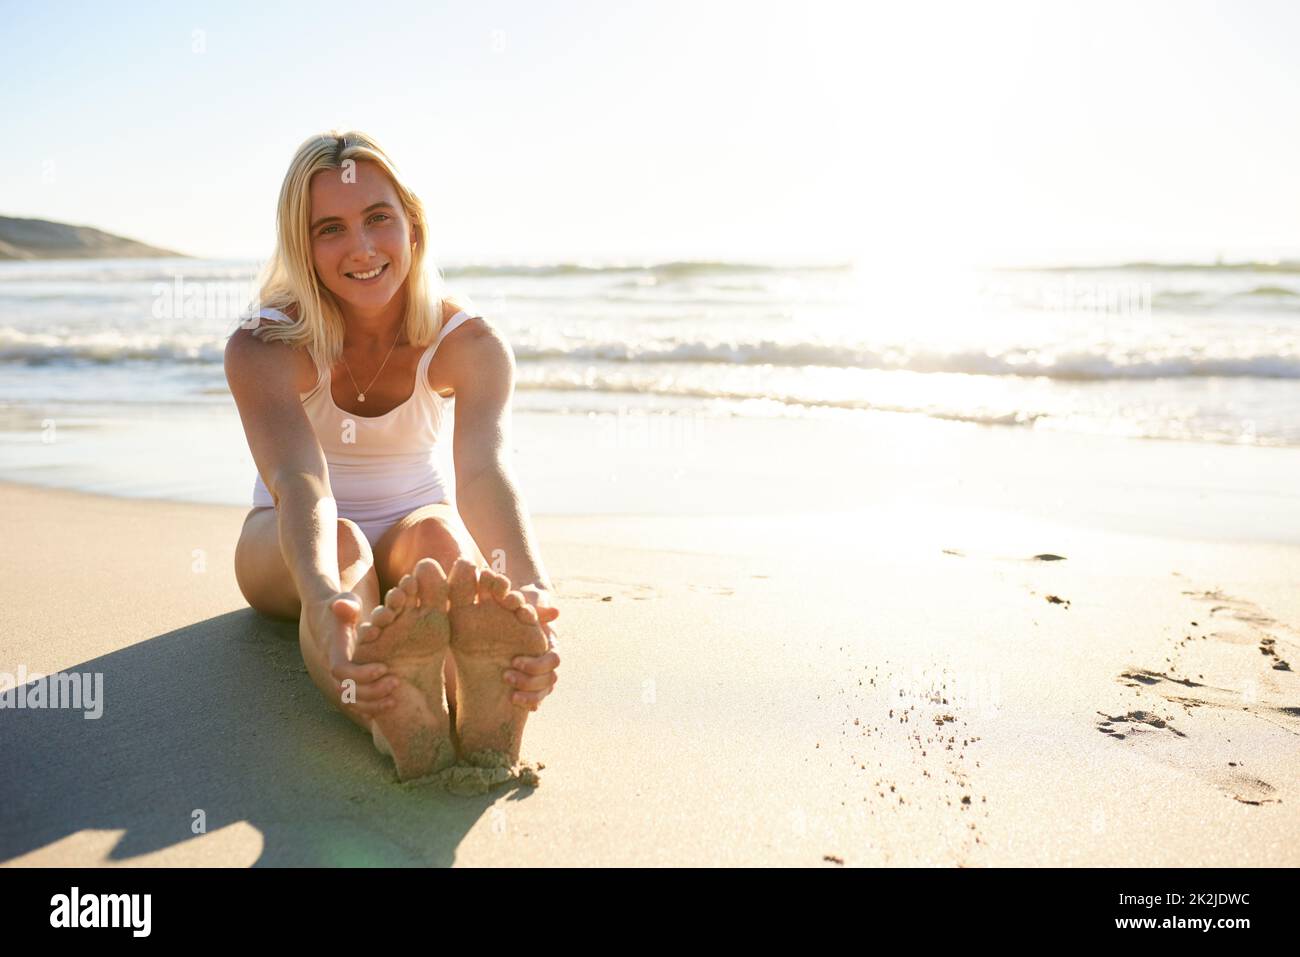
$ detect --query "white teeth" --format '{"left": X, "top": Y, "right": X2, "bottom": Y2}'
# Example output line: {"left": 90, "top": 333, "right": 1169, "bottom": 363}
{"left": 348, "top": 264, "right": 385, "bottom": 280}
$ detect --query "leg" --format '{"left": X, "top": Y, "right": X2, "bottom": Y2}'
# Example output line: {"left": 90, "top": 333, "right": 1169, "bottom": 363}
{"left": 373, "top": 502, "right": 486, "bottom": 586}
{"left": 234, "top": 508, "right": 384, "bottom": 732}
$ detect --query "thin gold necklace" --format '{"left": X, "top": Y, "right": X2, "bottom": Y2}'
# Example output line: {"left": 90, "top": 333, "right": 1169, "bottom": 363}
{"left": 339, "top": 325, "right": 403, "bottom": 403}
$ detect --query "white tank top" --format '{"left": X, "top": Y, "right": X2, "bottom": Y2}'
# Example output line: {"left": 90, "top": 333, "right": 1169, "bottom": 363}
{"left": 250, "top": 302, "right": 481, "bottom": 533}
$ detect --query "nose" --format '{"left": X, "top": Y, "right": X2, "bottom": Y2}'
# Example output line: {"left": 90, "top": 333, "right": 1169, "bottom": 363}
{"left": 349, "top": 232, "right": 378, "bottom": 263}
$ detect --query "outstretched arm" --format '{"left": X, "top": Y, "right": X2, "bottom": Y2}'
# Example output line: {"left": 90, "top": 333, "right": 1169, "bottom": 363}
{"left": 449, "top": 317, "right": 561, "bottom": 709}
{"left": 225, "top": 326, "right": 394, "bottom": 716}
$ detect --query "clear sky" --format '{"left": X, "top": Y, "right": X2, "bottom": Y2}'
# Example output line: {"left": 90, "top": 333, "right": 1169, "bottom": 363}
{"left": 2, "top": 0, "right": 1297, "bottom": 267}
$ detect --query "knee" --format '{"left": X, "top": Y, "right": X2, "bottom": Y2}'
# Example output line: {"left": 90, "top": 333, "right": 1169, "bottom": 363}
{"left": 337, "top": 518, "right": 374, "bottom": 569}
{"left": 398, "top": 515, "right": 468, "bottom": 569}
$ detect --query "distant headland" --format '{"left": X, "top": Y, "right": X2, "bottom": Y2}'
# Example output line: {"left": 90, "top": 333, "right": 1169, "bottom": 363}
{"left": 0, "top": 215, "right": 189, "bottom": 260}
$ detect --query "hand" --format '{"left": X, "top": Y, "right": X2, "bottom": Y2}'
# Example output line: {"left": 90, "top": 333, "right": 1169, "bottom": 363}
{"left": 505, "top": 585, "right": 561, "bottom": 711}
{"left": 518, "top": 584, "right": 560, "bottom": 626}
{"left": 308, "top": 592, "right": 396, "bottom": 719}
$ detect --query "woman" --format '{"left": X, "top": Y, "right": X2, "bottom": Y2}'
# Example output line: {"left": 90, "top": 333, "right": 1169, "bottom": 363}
{"left": 225, "top": 130, "right": 561, "bottom": 783}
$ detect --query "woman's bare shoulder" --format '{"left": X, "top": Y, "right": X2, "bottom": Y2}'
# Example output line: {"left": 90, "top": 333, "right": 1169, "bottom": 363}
{"left": 225, "top": 306, "right": 317, "bottom": 394}
{"left": 429, "top": 295, "right": 499, "bottom": 397}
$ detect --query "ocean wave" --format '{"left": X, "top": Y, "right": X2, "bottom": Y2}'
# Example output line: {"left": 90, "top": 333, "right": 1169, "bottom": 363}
{"left": 6, "top": 327, "right": 1300, "bottom": 380}
{"left": 441, "top": 260, "right": 852, "bottom": 279}
{"left": 0, "top": 257, "right": 856, "bottom": 286}
{"left": 1024, "top": 260, "right": 1300, "bottom": 274}
{"left": 1150, "top": 285, "right": 1300, "bottom": 309}
{"left": 512, "top": 340, "right": 1300, "bottom": 380}
{"left": 0, "top": 260, "right": 263, "bottom": 284}
{"left": 0, "top": 329, "right": 223, "bottom": 364}
{"left": 513, "top": 377, "right": 1046, "bottom": 428}
{"left": 1240, "top": 285, "right": 1300, "bottom": 298}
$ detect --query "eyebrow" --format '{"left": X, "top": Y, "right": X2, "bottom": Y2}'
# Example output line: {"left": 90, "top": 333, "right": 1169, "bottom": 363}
{"left": 310, "top": 201, "right": 396, "bottom": 231}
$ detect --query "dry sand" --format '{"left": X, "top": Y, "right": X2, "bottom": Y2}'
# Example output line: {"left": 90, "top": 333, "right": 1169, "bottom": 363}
{"left": 0, "top": 481, "right": 1296, "bottom": 866}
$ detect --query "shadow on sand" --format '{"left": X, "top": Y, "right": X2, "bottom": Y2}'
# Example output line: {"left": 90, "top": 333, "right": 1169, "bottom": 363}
{"left": 0, "top": 609, "right": 533, "bottom": 866}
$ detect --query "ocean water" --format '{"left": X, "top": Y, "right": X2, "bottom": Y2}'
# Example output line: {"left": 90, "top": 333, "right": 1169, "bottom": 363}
{"left": 1, "top": 255, "right": 1299, "bottom": 514}
{"left": 2, "top": 256, "right": 1299, "bottom": 442}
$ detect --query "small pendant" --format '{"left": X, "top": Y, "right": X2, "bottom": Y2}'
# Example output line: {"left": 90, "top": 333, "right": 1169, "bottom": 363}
{"left": 358, "top": 394, "right": 366, "bottom": 402}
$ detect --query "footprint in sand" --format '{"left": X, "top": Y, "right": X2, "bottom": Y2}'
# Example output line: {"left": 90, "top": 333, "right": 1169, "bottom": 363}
{"left": 1161, "top": 589, "right": 1299, "bottom": 711}
{"left": 687, "top": 583, "right": 735, "bottom": 596}
{"left": 1097, "top": 583, "right": 1297, "bottom": 807}
{"left": 1095, "top": 709, "right": 1187, "bottom": 739}
{"left": 1091, "top": 708, "right": 1284, "bottom": 805}
{"left": 1217, "top": 771, "right": 1282, "bottom": 806}
{"left": 1183, "top": 588, "right": 1298, "bottom": 661}
{"left": 556, "top": 575, "right": 660, "bottom": 601}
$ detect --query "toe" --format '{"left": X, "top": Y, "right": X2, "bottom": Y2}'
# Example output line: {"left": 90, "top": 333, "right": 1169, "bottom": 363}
{"left": 414, "top": 557, "right": 449, "bottom": 610}
{"left": 447, "top": 558, "right": 479, "bottom": 609}
{"left": 384, "top": 585, "right": 408, "bottom": 612}
{"left": 357, "top": 621, "right": 380, "bottom": 644}
{"left": 500, "top": 590, "right": 524, "bottom": 611}
{"left": 370, "top": 605, "right": 395, "bottom": 628}
{"left": 516, "top": 603, "right": 539, "bottom": 625}
{"left": 398, "top": 573, "right": 418, "bottom": 597}
{"left": 482, "top": 572, "right": 509, "bottom": 603}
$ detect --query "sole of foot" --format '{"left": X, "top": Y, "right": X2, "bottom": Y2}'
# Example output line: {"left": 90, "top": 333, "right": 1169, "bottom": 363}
{"left": 447, "top": 559, "right": 550, "bottom": 769}
{"left": 354, "top": 558, "right": 455, "bottom": 781}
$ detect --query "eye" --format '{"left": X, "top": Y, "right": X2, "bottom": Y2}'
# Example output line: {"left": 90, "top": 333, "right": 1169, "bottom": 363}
{"left": 318, "top": 213, "right": 389, "bottom": 236}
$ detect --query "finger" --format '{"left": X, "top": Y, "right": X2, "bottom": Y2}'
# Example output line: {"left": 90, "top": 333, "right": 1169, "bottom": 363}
{"left": 520, "top": 589, "right": 559, "bottom": 616}
{"left": 353, "top": 676, "right": 401, "bottom": 702}
{"left": 335, "top": 677, "right": 397, "bottom": 705}
{"left": 330, "top": 660, "right": 389, "bottom": 684}
{"left": 538, "top": 605, "right": 560, "bottom": 621}
{"left": 512, "top": 686, "right": 551, "bottom": 708}
{"left": 510, "top": 651, "right": 560, "bottom": 675}
{"left": 331, "top": 593, "right": 362, "bottom": 622}
{"left": 505, "top": 670, "right": 557, "bottom": 692}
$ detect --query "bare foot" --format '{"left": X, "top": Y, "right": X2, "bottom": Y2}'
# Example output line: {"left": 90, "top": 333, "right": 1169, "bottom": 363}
{"left": 448, "top": 559, "right": 549, "bottom": 767}
{"left": 353, "top": 558, "right": 455, "bottom": 781}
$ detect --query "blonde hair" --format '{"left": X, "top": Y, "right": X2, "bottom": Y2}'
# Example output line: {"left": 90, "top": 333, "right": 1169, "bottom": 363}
{"left": 246, "top": 130, "right": 446, "bottom": 369}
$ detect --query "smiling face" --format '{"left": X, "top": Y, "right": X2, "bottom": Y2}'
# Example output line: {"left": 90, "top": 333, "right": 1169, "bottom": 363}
{"left": 308, "top": 159, "right": 416, "bottom": 314}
